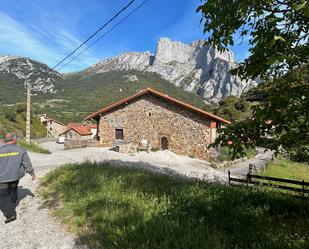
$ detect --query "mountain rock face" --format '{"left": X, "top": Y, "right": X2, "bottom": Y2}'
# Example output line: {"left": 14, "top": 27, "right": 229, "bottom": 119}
{"left": 0, "top": 55, "right": 62, "bottom": 93}
{"left": 89, "top": 38, "right": 257, "bottom": 102}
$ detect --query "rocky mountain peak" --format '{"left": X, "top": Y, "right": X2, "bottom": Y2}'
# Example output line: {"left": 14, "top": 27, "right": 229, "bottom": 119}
{"left": 88, "top": 38, "right": 256, "bottom": 102}
{"left": 0, "top": 55, "right": 62, "bottom": 93}
{"left": 0, "top": 55, "right": 19, "bottom": 64}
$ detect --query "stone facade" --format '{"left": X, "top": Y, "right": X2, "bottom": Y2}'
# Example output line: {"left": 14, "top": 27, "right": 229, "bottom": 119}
{"left": 46, "top": 119, "right": 66, "bottom": 138}
{"left": 99, "top": 94, "right": 218, "bottom": 160}
{"left": 64, "top": 139, "right": 99, "bottom": 150}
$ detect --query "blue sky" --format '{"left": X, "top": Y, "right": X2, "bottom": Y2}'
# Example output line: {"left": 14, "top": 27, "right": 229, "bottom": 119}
{"left": 0, "top": 0, "right": 250, "bottom": 72}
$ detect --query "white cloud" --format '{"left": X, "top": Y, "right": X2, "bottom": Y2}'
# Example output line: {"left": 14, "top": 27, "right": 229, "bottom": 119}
{"left": 0, "top": 12, "right": 99, "bottom": 72}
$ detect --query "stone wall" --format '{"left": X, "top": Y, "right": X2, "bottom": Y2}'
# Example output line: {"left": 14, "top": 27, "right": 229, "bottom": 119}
{"left": 99, "top": 94, "right": 217, "bottom": 160}
{"left": 64, "top": 139, "right": 99, "bottom": 150}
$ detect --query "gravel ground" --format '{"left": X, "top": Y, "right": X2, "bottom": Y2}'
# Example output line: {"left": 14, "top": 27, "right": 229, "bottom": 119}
{"left": 0, "top": 169, "right": 87, "bottom": 249}
{"left": 0, "top": 143, "right": 227, "bottom": 249}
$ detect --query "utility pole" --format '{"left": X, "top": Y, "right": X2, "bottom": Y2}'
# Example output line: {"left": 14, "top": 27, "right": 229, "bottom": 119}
{"left": 26, "top": 84, "right": 31, "bottom": 144}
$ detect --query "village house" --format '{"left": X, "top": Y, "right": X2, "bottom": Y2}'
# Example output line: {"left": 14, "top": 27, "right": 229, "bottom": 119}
{"left": 37, "top": 115, "right": 66, "bottom": 138}
{"left": 86, "top": 88, "right": 230, "bottom": 160}
{"left": 37, "top": 114, "right": 48, "bottom": 123}
{"left": 59, "top": 123, "right": 98, "bottom": 149}
{"left": 59, "top": 123, "right": 97, "bottom": 141}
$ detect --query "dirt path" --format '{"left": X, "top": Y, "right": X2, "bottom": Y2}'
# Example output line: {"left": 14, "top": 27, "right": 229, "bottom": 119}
{"left": 0, "top": 168, "right": 87, "bottom": 249}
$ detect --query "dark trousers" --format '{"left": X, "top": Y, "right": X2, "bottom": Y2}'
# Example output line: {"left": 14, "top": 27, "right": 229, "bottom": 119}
{"left": 0, "top": 180, "right": 19, "bottom": 218}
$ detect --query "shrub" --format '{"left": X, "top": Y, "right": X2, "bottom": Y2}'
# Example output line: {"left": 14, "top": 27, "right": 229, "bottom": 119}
{"left": 288, "top": 145, "right": 309, "bottom": 163}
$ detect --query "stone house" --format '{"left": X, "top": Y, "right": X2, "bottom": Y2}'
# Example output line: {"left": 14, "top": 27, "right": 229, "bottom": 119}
{"left": 60, "top": 127, "right": 92, "bottom": 141}
{"left": 37, "top": 114, "right": 48, "bottom": 123}
{"left": 86, "top": 88, "right": 230, "bottom": 160}
{"left": 39, "top": 117, "right": 66, "bottom": 138}
{"left": 59, "top": 123, "right": 98, "bottom": 149}
{"left": 37, "top": 114, "right": 66, "bottom": 138}
{"left": 59, "top": 123, "right": 96, "bottom": 141}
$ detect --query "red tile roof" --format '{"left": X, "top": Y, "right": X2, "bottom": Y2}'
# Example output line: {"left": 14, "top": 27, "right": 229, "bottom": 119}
{"left": 60, "top": 124, "right": 93, "bottom": 136}
{"left": 86, "top": 88, "right": 231, "bottom": 124}
{"left": 67, "top": 123, "right": 83, "bottom": 128}
{"left": 67, "top": 123, "right": 97, "bottom": 129}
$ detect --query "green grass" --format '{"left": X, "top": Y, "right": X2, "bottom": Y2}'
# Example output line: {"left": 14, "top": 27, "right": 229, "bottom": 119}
{"left": 263, "top": 159, "right": 309, "bottom": 182}
{"left": 18, "top": 139, "right": 51, "bottom": 154}
{"left": 39, "top": 162, "right": 309, "bottom": 249}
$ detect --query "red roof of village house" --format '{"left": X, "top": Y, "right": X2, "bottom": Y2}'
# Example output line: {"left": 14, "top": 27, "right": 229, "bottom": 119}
{"left": 60, "top": 124, "right": 92, "bottom": 136}
{"left": 67, "top": 123, "right": 97, "bottom": 129}
{"left": 86, "top": 88, "right": 231, "bottom": 124}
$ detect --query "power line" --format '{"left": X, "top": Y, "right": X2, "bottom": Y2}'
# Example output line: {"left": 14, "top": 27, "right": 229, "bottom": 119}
{"left": 52, "top": 0, "right": 136, "bottom": 70}
{"left": 57, "top": 0, "right": 150, "bottom": 71}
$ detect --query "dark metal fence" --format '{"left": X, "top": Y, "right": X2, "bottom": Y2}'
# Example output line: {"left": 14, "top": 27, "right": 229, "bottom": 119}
{"left": 228, "top": 170, "right": 309, "bottom": 197}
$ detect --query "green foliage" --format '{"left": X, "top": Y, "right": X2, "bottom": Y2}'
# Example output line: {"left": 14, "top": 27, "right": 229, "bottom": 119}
{"left": 216, "top": 146, "right": 256, "bottom": 162}
{"left": 39, "top": 162, "right": 309, "bottom": 249}
{"left": 197, "top": 0, "right": 309, "bottom": 79}
{"left": 17, "top": 139, "right": 51, "bottom": 154}
{"left": 0, "top": 104, "right": 47, "bottom": 138}
{"left": 198, "top": 1, "right": 309, "bottom": 162}
{"left": 2, "top": 105, "right": 18, "bottom": 122}
{"left": 212, "top": 65, "right": 309, "bottom": 162}
{"left": 214, "top": 96, "right": 252, "bottom": 122}
{"left": 288, "top": 145, "right": 309, "bottom": 163}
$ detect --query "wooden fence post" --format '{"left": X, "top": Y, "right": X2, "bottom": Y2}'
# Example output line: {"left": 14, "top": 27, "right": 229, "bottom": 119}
{"left": 228, "top": 170, "right": 231, "bottom": 186}
{"left": 303, "top": 180, "right": 305, "bottom": 197}
{"left": 249, "top": 164, "right": 253, "bottom": 174}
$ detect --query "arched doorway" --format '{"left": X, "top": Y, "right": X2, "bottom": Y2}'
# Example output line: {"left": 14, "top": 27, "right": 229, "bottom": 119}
{"left": 161, "top": 136, "right": 169, "bottom": 150}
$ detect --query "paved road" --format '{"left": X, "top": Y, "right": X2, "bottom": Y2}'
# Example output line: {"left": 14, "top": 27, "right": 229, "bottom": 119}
{"left": 38, "top": 141, "right": 64, "bottom": 153}
{"left": 29, "top": 146, "right": 225, "bottom": 180}
{"left": 219, "top": 148, "right": 273, "bottom": 177}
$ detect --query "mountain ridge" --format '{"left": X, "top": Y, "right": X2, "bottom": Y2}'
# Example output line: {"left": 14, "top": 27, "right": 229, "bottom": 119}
{"left": 0, "top": 38, "right": 256, "bottom": 122}
{"left": 87, "top": 38, "right": 257, "bottom": 102}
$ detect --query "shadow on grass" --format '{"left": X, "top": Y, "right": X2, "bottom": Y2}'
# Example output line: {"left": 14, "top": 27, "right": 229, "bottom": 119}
{"left": 39, "top": 161, "right": 309, "bottom": 249}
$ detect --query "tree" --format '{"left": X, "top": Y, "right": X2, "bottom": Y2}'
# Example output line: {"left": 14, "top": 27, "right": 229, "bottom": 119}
{"left": 214, "top": 65, "right": 309, "bottom": 161}
{"left": 215, "top": 96, "right": 252, "bottom": 122}
{"left": 197, "top": 0, "right": 309, "bottom": 162}
{"left": 197, "top": 0, "right": 309, "bottom": 79}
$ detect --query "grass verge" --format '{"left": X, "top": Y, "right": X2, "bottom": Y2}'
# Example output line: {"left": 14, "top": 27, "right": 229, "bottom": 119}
{"left": 18, "top": 139, "right": 51, "bottom": 154}
{"left": 38, "top": 162, "right": 309, "bottom": 249}
{"left": 263, "top": 159, "right": 309, "bottom": 181}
